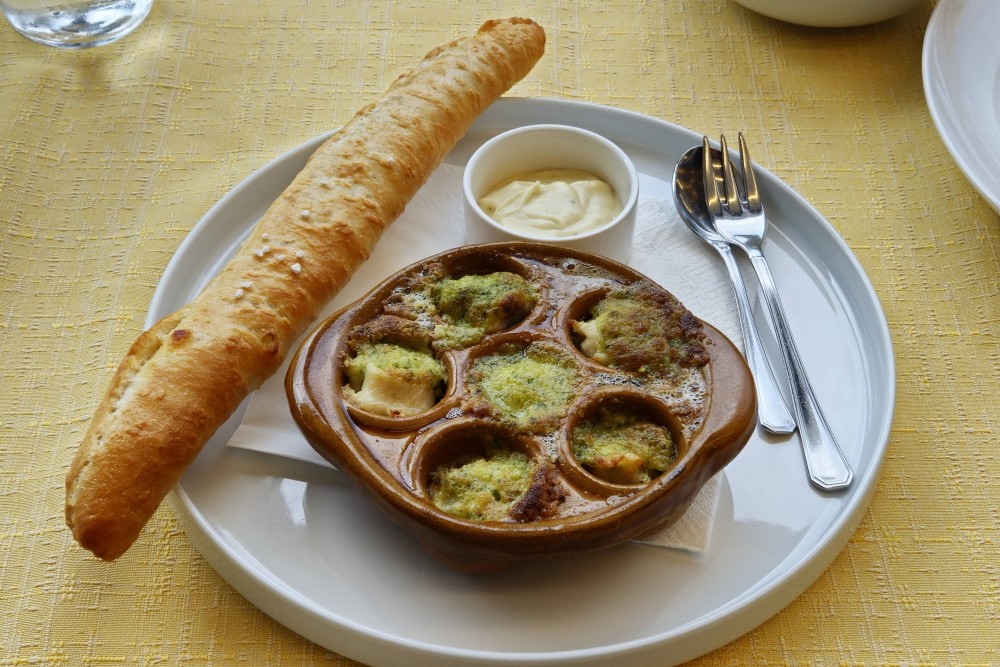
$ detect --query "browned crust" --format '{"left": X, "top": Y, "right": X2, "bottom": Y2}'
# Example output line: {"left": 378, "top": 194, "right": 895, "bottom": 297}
{"left": 594, "top": 283, "right": 710, "bottom": 374}
{"left": 66, "top": 18, "right": 546, "bottom": 561}
{"left": 347, "top": 315, "right": 435, "bottom": 353}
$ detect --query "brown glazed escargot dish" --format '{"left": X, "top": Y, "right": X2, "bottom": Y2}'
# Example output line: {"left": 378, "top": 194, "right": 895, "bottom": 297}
{"left": 286, "top": 242, "right": 757, "bottom": 573}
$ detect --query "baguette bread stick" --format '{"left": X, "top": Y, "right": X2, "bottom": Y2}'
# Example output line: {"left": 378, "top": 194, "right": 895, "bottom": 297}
{"left": 66, "top": 18, "right": 546, "bottom": 561}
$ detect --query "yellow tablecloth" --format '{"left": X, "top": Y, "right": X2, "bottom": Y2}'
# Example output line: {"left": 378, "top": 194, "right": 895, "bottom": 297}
{"left": 2, "top": 0, "right": 997, "bottom": 664}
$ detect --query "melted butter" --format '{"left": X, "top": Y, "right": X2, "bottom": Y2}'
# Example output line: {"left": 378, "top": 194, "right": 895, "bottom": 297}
{"left": 478, "top": 169, "right": 623, "bottom": 238}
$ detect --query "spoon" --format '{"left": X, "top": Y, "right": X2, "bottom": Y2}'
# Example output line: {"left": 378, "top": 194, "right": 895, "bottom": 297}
{"left": 673, "top": 145, "right": 796, "bottom": 435}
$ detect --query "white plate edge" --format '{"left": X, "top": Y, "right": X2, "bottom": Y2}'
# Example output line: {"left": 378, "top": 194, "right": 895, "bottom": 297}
{"left": 921, "top": 0, "right": 1000, "bottom": 214}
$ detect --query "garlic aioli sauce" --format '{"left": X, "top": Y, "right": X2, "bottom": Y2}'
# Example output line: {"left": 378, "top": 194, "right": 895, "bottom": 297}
{"left": 477, "top": 169, "right": 623, "bottom": 238}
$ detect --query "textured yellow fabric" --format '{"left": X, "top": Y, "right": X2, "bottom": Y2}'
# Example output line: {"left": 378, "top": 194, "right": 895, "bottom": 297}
{"left": 1, "top": 0, "right": 997, "bottom": 664}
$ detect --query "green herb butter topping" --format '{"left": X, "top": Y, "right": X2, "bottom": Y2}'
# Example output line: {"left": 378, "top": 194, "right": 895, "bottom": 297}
{"left": 572, "top": 285, "right": 708, "bottom": 378}
{"left": 429, "top": 448, "right": 536, "bottom": 521}
{"left": 343, "top": 342, "right": 445, "bottom": 417}
{"left": 386, "top": 266, "right": 538, "bottom": 350}
{"left": 572, "top": 407, "right": 677, "bottom": 485}
{"left": 468, "top": 341, "right": 580, "bottom": 431}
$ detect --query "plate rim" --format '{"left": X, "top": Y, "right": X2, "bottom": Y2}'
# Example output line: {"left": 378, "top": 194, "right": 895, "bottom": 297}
{"left": 921, "top": 0, "right": 1000, "bottom": 214}
{"left": 152, "top": 96, "right": 895, "bottom": 666}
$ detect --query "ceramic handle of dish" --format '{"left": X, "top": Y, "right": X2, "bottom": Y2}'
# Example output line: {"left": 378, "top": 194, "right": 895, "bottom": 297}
{"left": 746, "top": 251, "right": 854, "bottom": 491}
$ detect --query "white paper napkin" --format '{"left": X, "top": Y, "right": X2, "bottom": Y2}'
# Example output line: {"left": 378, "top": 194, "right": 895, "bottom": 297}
{"left": 226, "top": 164, "right": 743, "bottom": 553}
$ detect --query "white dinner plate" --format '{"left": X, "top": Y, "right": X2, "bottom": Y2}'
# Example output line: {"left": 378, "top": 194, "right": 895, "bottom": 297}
{"left": 922, "top": 0, "right": 1000, "bottom": 214}
{"left": 150, "top": 98, "right": 894, "bottom": 667}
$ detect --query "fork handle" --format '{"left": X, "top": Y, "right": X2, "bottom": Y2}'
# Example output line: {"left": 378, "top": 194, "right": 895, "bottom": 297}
{"left": 746, "top": 250, "right": 854, "bottom": 490}
{"left": 714, "top": 243, "right": 796, "bottom": 434}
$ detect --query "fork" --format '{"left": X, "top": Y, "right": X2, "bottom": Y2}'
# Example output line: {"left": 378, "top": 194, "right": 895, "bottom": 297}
{"left": 703, "top": 134, "right": 853, "bottom": 491}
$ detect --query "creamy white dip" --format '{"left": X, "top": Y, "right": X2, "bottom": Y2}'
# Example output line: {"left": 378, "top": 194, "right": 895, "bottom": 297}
{"left": 477, "top": 169, "right": 623, "bottom": 238}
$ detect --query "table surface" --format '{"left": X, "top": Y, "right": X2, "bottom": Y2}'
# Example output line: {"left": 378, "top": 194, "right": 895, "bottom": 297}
{"left": 2, "top": 1, "right": 997, "bottom": 665}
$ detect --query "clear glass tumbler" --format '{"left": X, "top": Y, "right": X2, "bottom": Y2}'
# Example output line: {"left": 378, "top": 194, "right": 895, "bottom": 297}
{"left": 1, "top": 0, "right": 152, "bottom": 48}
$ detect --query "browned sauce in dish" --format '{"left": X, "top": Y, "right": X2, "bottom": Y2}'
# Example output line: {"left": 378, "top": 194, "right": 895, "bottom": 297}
{"left": 286, "top": 242, "right": 757, "bottom": 573}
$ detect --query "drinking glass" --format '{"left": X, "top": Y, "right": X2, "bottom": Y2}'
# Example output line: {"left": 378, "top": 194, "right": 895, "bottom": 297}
{"left": 1, "top": 0, "right": 152, "bottom": 48}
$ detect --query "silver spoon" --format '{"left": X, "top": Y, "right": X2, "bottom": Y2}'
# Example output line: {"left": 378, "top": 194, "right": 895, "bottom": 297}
{"left": 673, "top": 145, "right": 796, "bottom": 435}
{"left": 701, "top": 135, "right": 852, "bottom": 491}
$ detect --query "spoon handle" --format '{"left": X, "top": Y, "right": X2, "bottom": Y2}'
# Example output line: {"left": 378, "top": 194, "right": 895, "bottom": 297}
{"left": 746, "top": 249, "right": 854, "bottom": 490}
{"left": 713, "top": 243, "right": 796, "bottom": 434}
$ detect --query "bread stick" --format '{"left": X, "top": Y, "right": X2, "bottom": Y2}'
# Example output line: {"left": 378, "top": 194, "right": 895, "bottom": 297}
{"left": 66, "top": 18, "right": 546, "bottom": 561}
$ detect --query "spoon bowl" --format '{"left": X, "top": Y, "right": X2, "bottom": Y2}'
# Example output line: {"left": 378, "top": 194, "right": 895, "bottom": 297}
{"left": 674, "top": 147, "right": 730, "bottom": 245}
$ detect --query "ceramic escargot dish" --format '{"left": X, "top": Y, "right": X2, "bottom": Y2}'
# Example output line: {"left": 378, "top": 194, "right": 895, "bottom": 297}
{"left": 286, "top": 242, "right": 757, "bottom": 573}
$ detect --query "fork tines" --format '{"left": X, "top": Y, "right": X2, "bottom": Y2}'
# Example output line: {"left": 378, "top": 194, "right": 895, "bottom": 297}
{"left": 702, "top": 133, "right": 761, "bottom": 215}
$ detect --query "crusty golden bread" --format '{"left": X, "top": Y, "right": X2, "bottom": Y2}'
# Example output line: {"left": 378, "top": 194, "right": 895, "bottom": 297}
{"left": 66, "top": 18, "right": 546, "bottom": 561}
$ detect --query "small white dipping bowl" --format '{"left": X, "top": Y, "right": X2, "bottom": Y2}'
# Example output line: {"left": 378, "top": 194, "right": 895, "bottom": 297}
{"left": 463, "top": 124, "right": 639, "bottom": 263}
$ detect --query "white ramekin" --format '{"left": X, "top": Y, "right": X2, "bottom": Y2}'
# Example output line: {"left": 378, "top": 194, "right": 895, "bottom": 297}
{"left": 462, "top": 124, "right": 639, "bottom": 263}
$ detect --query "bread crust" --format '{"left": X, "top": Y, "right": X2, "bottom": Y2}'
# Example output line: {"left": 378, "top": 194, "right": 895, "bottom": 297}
{"left": 66, "top": 18, "right": 546, "bottom": 561}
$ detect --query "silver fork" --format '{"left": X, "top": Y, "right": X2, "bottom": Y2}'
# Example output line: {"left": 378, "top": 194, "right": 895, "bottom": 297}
{"left": 703, "top": 134, "right": 853, "bottom": 491}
